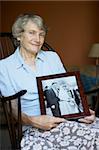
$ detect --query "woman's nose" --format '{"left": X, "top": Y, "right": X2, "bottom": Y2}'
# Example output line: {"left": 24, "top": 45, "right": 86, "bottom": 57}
{"left": 35, "top": 34, "right": 40, "bottom": 42}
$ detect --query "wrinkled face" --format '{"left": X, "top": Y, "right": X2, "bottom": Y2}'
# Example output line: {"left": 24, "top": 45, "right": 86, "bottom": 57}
{"left": 17, "top": 20, "right": 46, "bottom": 55}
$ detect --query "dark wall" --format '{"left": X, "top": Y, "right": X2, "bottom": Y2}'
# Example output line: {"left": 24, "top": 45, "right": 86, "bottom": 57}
{"left": 1, "top": 1, "right": 99, "bottom": 66}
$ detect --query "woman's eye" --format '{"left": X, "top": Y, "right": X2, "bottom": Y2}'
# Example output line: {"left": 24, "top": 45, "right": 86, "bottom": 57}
{"left": 29, "top": 32, "right": 34, "bottom": 35}
{"left": 40, "top": 33, "right": 45, "bottom": 37}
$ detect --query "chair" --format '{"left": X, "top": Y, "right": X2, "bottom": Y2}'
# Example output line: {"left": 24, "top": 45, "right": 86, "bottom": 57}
{"left": 0, "top": 32, "right": 99, "bottom": 149}
{"left": 85, "top": 86, "right": 99, "bottom": 117}
{"left": 0, "top": 90, "right": 27, "bottom": 150}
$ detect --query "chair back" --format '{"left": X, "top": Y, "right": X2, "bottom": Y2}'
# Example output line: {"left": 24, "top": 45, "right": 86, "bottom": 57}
{"left": 0, "top": 32, "right": 15, "bottom": 59}
{"left": 0, "top": 90, "right": 27, "bottom": 150}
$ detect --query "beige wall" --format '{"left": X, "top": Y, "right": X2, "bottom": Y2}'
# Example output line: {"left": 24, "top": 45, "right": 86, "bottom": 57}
{"left": 1, "top": 1, "right": 99, "bottom": 66}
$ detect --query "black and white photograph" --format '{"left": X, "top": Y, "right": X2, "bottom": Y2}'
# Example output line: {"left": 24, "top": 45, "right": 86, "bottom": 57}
{"left": 37, "top": 72, "right": 90, "bottom": 119}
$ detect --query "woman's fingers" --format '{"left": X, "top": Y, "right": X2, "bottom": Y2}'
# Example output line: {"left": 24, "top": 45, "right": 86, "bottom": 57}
{"left": 78, "top": 109, "right": 95, "bottom": 124}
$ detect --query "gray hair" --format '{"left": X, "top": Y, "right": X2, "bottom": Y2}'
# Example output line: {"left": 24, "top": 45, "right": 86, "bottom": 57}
{"left": 12, "top": 13, "right": 48, "bottom": 46}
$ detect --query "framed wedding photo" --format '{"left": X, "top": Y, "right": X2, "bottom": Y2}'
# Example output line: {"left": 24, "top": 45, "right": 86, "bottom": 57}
{"left": 36, "top": 71, "right": 90, "bottom": 120}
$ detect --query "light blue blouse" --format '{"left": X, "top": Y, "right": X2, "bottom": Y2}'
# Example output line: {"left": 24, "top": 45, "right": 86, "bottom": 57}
{"left": 0, "top": 48, "right": 66, "bottom": 116}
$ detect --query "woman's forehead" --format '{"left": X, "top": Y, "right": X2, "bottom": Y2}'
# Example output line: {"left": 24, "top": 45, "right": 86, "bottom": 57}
{"left": 24, "top": 20, "right": 43, "bottom": 31}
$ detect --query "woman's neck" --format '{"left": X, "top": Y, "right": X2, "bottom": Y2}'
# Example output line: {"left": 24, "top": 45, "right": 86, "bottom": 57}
{"left": 20, "top": 48, "right": 37, "bottom": 71}
{"left": 20, "top": 48, "right": 36, "bottom": 62}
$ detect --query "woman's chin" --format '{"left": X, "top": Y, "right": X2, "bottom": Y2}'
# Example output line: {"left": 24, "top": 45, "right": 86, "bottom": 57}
{"left": 30, "top": 48, "right": 40, "bottom": 55}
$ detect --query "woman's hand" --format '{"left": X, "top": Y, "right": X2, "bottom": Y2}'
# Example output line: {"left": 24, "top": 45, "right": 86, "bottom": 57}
{"left": 78, "top": 109, "right": 95, "bottom": 124}
{"left": 29, "top": 115, "right": 65, "bottom": 130}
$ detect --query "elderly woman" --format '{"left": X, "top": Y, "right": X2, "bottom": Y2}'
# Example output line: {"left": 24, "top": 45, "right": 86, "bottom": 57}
{"left": 0, "top": 13, "right": 99, "bottom": 150}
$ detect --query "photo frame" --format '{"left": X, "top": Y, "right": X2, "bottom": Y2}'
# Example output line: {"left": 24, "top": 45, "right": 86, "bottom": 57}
{"left": 36, "top": 71, "right": 90, "bottom": 120}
